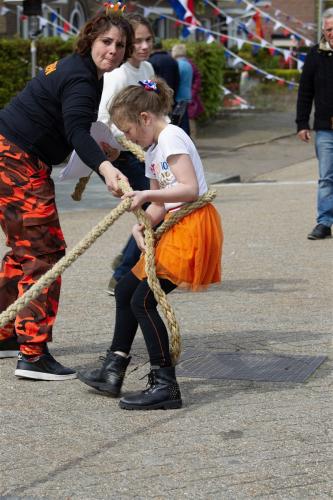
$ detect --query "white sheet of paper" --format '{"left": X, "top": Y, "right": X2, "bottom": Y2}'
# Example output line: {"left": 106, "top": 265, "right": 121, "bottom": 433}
{"left": 59, "top": 121, "right": 122, "bottom": 181}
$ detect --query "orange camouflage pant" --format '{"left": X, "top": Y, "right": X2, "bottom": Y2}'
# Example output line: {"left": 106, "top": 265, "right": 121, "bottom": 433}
{"left": 0, "top": 135, "right": 66, "bottom": 355}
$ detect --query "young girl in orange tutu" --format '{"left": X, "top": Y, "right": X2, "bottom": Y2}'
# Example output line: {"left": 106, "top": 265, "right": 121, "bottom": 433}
{"left": 78, "top": 77, "right": 223, "bottom": 410}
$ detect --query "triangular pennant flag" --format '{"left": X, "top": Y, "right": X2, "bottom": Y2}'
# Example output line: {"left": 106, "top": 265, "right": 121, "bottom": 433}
{"left": 297, "top": 60, "right": 304, "bottom": 71}
{"left": 38, "top": 16, "right": 48, "bottom": 28}
{"left": 237, "top": 38, "right": 245, "bottom": 50}
{"left": 283, "top": 49, "right": 291, "bottom": 62}
{"left": 0, "top": 6, "right": 10, "bottom": 15}
{"left": 232, "top": 56, "right": 242, "bottom": 67}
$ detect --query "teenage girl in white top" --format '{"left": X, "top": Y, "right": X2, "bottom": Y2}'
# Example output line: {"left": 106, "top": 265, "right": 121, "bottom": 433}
{"left": 99, "top": 14, "right": 155, "bottom": 291}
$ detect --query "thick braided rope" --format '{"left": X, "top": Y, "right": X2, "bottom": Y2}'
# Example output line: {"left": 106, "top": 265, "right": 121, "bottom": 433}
{"left": 118, "top": 181, "right": 216, "bottom": 364}
{"left": 154, "top": 190, "right": 216, "bottom": 242}
{"left": 71, "top": 135, "right": 144, "bottom": 201}
{"left": 0, "top": 176, "right": 215, "bottom": 364}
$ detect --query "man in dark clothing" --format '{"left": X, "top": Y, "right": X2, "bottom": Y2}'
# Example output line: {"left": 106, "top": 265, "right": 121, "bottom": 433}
{"left": 296, "top": 8, "right": 333, "bottom": 240}
{"left": 149, "top": 37, "right": 180, "bottom": 105}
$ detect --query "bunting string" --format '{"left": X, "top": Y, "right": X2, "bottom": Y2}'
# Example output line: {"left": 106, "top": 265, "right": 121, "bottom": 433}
{"left": 140, "top": 5, "right": 302, "bottom": 84}
{"left": 204, "top": 0, "right": 307, "bottom": 68}
{"left": 219, "top": 0, "right": 313, "bottom": 47}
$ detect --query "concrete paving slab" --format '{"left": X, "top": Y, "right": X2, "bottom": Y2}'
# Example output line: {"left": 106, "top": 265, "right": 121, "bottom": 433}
{"left": 1, "top": 173, "right": 332, "bottom": 499}
{"left": 1, "top": 109, "right": 332, "bottom": 499}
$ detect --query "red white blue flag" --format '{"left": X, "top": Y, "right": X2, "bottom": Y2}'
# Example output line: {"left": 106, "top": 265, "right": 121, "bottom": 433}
{"left": 167, "top": 0, "right": 199, "bottom": 36}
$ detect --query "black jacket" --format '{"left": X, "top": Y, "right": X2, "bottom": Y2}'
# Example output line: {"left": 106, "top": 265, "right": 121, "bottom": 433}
{"left": 149, "top": 51, "right": 180, "bottom": 103}
{"left": 296, "top": 42, "right": 333, "bottom": 132}
{"left": 0, "top": 53, "right": 106, "bottom": 171}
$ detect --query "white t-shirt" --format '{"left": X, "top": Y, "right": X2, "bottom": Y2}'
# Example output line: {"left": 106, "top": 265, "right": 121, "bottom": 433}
{"left": 145, "top": 124, "right": 208, "bottom": 211}
{"left": 98, "top": 60, "right": 154, "bottom": 138}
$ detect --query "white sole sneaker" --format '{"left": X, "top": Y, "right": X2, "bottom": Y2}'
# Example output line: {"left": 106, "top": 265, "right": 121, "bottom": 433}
{"left": 0, "top": 350, "right": 19, "bottom": 358}
{"left": 15, "top": 369, "right": 77, "bottom": 381}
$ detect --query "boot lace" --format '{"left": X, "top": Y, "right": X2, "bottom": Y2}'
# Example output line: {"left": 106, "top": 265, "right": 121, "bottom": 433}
{"left": 139, "top": 370, "right": 156, "bottom": 391}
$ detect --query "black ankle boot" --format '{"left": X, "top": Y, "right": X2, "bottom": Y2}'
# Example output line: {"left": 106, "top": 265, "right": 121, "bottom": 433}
{"left": 119, "top": 366, "right": 182, "bottom": 410}
{"left": 77, "top": 351, "right": 131, "bottom": 396}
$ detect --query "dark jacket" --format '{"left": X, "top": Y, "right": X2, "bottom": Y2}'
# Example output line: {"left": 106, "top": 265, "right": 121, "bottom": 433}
{"left": 0, "top": 53, "right": 106, "bottom": 171}
{"left": 149, "top": 50, "right": 180, "bottom": 103}
{"left": 296, "top": 41, "right": 333, "bottom": 132}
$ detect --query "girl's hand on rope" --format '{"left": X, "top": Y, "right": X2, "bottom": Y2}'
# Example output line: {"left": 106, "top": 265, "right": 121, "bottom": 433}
{"left": 99, "top": 161, "right": 127, "bottom": 197}
{"left": 122, "top": 190, "right": 148, "bottom": 211}
{"left": 100, "top": 141, "right": 121, "bottom": 162}
{"left": 132, "top": 223, "right": 146, "bottom": 253}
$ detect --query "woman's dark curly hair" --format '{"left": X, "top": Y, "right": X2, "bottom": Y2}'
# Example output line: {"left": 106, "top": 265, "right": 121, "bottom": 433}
{"left": 75, "top": 12, "right": 134, "bottom": 61}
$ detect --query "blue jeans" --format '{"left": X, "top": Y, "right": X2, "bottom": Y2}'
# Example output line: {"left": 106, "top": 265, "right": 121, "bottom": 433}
{"left": 112, "top": 152, "right": 150, "bottom": 281}
{"left": 315, "top": 131, "right": 333, "bottom": 227}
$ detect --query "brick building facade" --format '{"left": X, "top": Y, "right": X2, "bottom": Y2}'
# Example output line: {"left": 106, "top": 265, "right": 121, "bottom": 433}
{"left": 0, "top": 0, "right": 322, "bottom": 43}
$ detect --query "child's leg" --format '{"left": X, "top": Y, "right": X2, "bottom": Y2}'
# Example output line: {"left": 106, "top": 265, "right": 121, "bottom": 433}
{"left": 130, "top": 278, "right": 177, "bottom": 367}
{"left": 110, "top": 271, "right": 143, "bottom": 354}
{"left": 77, "top": 271, "right": 140, "bottom": 396}
{"left": 119, "top": 276, "right": 182, "bottom": 410}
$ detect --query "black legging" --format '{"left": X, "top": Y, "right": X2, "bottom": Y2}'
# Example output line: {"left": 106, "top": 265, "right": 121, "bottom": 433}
{"left": 111, "top": 271, "right": 177, "bottom": 367}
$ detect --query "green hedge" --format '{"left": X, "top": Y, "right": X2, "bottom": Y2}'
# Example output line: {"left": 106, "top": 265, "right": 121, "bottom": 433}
{"left": 0, "top": 37, "right": 225, "bottom": 120}
{"left": 0, "top": 37, "right": 75, "bottom": 108}
{"left": 222, "top": 68, "right": 300, "bottom": 92}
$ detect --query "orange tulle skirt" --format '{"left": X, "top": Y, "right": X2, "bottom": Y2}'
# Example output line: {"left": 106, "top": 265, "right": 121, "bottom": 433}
{"left": 132, "top": 203, "right": 223, "bottom": 291}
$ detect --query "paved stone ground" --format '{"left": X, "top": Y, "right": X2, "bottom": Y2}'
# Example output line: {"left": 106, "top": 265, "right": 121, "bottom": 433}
{"left": 0, "top": 110, "right": 332, "bottom": 499}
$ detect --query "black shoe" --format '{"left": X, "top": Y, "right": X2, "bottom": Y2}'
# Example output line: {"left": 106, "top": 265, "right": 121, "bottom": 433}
{"left": 119, "top": 366, "right": 182, "bottom": 411}
{"left": 307, "top": 224, "right": 331, "bottom": 240}
{"left": 106, "top": 276, "right": 119, "bottom": 296}
{"left": 15, "top": 349, "right": 77, "bottom": 381}
{"left": 77, "top": 351, "right": 131, "bottom": 396}
{"left": 0, "top": 336, "right": 19, "bottom": 358}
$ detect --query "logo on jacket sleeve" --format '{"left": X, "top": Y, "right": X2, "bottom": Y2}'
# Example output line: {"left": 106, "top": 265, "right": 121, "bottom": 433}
{"left": 45, "top": 61, "right": 58, "bottom": 76}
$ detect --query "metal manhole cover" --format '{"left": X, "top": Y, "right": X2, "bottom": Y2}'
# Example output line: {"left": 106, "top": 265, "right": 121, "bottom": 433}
{"left": 176, "top": 349, "right": 327, "bottom": 383}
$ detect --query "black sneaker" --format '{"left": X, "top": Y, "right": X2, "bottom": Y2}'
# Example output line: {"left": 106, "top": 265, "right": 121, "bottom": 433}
{"left": 307, "top": 224, "right": 331, "bottom": 240}
{"left": 0, "top": 336, "right": 19, "bottom": 358}
{"left": 106, "top": 276, "right": 119, "bottom": 296}
{"left": 15, "top": 350, "right": 77, "bottom": 381}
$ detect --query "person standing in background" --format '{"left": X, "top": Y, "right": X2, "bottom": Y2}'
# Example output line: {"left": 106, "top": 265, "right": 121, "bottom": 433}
{"left": 171, "top": 44, "right": 193, "bottom": 136}
{"left": 296, "top": 8, "right": 333, "bottom": 240}
{"left": 149, "top": 37, "right": 180, "bottom": 109}
{"left": 188, "top": 58, "right": 205, "bottom": 140}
